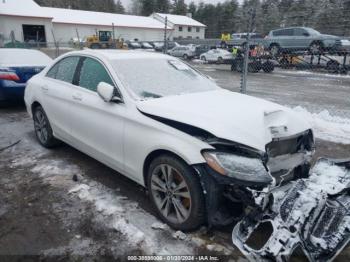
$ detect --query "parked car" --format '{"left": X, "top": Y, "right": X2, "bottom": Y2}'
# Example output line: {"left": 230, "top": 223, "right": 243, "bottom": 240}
{"left": 153, "top": 41, "right": 179, "bottom": 52}
{"left": 266, "top": 27, "right": 350, "bottom": 56}
{"left": 168, "top": 46, "right": 195, "bottom": 59}
{"left": 0, "top": 48, "right": 52, "bottom": 104}
{"left": 200, "top": 49, "right": 233, "bottom": 63}
{"left": 194, "top": 45, "right": 211, "bottom": 58}
{"left": 232, "top": 33, "right": 264, "bottom": 39}
{"left": 126, "top": 41, "right": 142, "bottom": 50}
{"left": 25, "top": 50, "right": 314, "bottom": 231}
{"left": 141, "top": 42, "right": 155, "bottom": 51}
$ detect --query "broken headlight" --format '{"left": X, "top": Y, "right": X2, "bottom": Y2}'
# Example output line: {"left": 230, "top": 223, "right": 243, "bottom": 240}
{"left": 202, "top": 151, "right": 273, "bottom": 184}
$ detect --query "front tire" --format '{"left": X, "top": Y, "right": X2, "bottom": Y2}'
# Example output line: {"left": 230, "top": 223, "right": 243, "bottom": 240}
{"left": 147, "top": 154, "right": 206, "bottom": 231}
{"left": 33, "top": 105, "right": 60, "bottom": 148}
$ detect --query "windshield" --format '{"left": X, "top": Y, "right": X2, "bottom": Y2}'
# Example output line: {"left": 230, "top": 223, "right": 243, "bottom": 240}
{"left": 306, "top": 28, "right": 321, "bottom": 35}
{"left": 112, "top": 58, "right": 219, "bottom": 99}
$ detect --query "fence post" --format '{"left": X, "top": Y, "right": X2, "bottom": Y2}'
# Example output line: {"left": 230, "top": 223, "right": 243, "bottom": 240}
{"left": 164, "top": 16, "right": 168, "bottom": 54}
{"left": 76, "top": 28, "right": 82, "bottom": 50}
{"left": 51, "top": 29, "right": 59, "bottom": 58}
{"left": 240, "top": 8, "right": 255, "bottom": 94}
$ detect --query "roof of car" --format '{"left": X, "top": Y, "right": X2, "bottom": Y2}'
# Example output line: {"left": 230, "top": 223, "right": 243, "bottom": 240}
{"left": 272, "top": 26, "right": 312, "bottom": 31}
{"left": 68, "top": 50, "right": 171, "bottom": 61}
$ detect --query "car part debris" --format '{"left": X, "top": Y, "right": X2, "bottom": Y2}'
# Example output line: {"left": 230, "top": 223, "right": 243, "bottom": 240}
{"left": 232, "top": 158, "right": 350, "bottom": 262}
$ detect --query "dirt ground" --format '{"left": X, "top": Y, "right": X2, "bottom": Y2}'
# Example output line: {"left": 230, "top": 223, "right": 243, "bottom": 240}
{"left": 1, "top": 62, "right": 350, "bottom": 261}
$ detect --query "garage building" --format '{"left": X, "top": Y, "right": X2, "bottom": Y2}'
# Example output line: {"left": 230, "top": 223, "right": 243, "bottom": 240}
{"left": 0, "top": 0, "right": 180, "bottom": 45}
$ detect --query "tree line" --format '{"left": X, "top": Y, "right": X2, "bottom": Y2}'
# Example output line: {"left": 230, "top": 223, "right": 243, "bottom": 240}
{"left": 34, "top": 0, "right": 350, "bottom": 38}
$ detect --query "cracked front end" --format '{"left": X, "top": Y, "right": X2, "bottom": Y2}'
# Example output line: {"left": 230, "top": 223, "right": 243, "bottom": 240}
{"left": 194, "top": 130, "right": 315, "bottom": 226}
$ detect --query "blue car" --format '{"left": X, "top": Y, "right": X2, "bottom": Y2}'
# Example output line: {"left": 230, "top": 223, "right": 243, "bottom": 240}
{"left": 0, "top": 49, "right": 52, "bottom": 104}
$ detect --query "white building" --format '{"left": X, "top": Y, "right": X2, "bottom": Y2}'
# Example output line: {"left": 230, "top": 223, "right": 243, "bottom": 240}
{"left": 0, "top": 0, "right": 175, "bottom": 44}
{"left": 151, "top": 13, "right": 206, "bottom": 40}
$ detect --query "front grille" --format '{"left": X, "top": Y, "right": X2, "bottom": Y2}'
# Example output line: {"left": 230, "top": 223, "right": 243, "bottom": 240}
{"left": 266, "top": 130, "right": 314, "bottom": 158}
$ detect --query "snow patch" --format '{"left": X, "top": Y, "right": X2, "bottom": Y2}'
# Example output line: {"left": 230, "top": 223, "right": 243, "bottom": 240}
{"left": 293, "top": 106, "right": 350, "bottom": 144}
{"left": 69, "top": 183, "right": 196, "bottom": 254}
{"left": 113, "top": 218, "right": 145, "bottom": 245}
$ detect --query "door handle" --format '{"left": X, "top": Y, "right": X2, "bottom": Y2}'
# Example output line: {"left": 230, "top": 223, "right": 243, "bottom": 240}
{"left": 41, "top": 85, "right": 49, "bottom": 92}
{"left": 72, "top": 94, "right": 82, "bottom": 101}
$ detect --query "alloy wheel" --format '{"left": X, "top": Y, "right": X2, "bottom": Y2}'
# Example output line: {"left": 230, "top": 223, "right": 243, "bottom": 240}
{"left": 34, "top": 109, "right": 48, "bottom": 144}
{"left": 150, "top": 164, "right": 192, "bottom": 224}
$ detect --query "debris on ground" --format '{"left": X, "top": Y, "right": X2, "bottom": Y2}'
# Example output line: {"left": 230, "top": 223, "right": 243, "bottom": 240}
{"left": 232, "top": 158, "right": 350, "bottom": 261}
{"left": 151, "top": 222, "right": 168, "bottom": 230}
{"left": 172, "top": 231, "right": 188, "bottom": 240}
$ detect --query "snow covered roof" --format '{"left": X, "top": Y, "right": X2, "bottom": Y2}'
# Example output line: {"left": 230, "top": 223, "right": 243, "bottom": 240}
{"left": 43, "top": 7, "right": 172, "bottom": 30}
{"left": 0, "top": 0, "right": 172, "bottom": 30}
{"left": 0, "top": 0, "right": 52, "bottom": 19}
{"left": 153, "top": 13, "right": 206, "bottom": 28}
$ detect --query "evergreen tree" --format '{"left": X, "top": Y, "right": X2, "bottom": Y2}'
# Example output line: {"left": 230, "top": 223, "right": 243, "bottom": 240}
{"left": 155, "top": 0, "right": 170, "bottom": 13}
{"left": 188, "top": 1, "right": 197, "bottom": 17}
{"left": 115, "top": 0, "right": 125, "bottom": 14}
{"left": 140, "top": 0, "right": 155, "bottom": 16}
{"left": 172, "top": 0, "right": 187, "bottom": 15}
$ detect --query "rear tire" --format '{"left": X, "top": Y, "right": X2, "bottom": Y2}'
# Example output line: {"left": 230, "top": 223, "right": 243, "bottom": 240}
{"left": 33, "top": 105, "right": 60, "bottom": 148}
{"left": 147, "top": 154, "right": 206, "bottom": 231}
{"left": 309, "top": 41, "right": 323, "bottom": 54}
{"left": 326, "top": 60, "right": 340, "bottom": 74}
{"left": 183, "top": 54, "right": 189, "bottom": 60}
{"left": 217, "top": 57, "right": 224, "bottom": 64}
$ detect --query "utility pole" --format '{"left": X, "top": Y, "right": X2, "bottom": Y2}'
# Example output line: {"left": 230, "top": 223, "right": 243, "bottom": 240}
{"left": 240, "top": 8, "right": 256, "bottom": 94}
{"left": 163, "top": 16, "right": 168, "bottom": 54}
{"left": 112, "top": 23, "right": 116, "bottom": 48}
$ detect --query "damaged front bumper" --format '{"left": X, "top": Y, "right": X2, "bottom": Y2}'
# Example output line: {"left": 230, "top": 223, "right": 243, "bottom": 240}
{"left": 232, "top": 158, "right": 350, "bottom": 262}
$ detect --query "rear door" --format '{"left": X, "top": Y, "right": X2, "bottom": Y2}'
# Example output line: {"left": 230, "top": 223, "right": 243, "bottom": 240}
{"left": 293, "top": 28, "right": 312, "bottom": 49}
{"left": 68, "top": 56, "right": 125, "bottom": 172}
{"left": 41, "top": 56, "right": 80, "bottom": 140}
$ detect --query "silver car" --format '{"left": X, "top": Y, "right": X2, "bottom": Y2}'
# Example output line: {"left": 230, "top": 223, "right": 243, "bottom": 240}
{"left": 168, "top": 46, "right": 195, "bottom": 60}
{"left": 266, "top": 27, "right": 350, "bottom": 56}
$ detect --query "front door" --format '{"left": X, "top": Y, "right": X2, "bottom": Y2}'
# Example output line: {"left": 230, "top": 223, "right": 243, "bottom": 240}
{"left": 69, "top": 56, "right": 126, "bottom": 173}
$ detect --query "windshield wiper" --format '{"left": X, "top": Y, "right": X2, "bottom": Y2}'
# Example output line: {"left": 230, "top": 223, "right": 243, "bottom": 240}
{"left": 141, "top": 91, "right": 162, "bottom": 99}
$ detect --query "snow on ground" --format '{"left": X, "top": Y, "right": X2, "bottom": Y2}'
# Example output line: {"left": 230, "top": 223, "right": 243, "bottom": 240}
{"left": 293, "top": 106, "right": 350, "bottom": 144}
{"left": 282, "top": 70, "right": 350, "bottom": 79}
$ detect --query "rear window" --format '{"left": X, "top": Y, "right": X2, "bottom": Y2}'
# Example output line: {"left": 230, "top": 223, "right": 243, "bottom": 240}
{"left": 0, "top": 49, "right": 52, "bottom": 67}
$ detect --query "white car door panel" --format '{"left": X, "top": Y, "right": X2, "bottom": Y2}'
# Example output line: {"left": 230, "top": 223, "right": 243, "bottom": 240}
{"left": 68, "top": 57, "right": 125, "bottom": 173}
{"left": 41, "top": 56, "right": 80, "bottom": 140}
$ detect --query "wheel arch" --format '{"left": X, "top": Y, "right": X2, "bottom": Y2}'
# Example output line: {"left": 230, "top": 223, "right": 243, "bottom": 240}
{"left": 31, "top": 101, "right": 42, "bottom": 115}
{"left": 142, "top": 149, "right": 193, "bottom": 187}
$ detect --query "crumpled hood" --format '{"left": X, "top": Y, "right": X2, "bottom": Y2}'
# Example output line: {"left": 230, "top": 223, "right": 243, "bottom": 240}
{"left": 137, "top": 89, "right": 311, "bottom": 152}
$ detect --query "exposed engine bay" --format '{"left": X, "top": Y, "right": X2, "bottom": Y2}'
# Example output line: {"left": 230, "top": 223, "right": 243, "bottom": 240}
{"left": 232, "top": 158, "right": 350, "bottom": 262}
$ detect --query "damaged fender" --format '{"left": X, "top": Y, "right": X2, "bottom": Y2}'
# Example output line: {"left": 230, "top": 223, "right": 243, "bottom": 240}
{"left": 232, "top": 158, "right": 350, "bottom": 262}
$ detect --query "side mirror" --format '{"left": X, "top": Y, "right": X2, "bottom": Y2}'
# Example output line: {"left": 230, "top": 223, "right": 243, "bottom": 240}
{"left": 303, "top": 32, "right": 310, "bottom": 37}
{"left": 97, "top": 82, "right": 122, "bottom": 103}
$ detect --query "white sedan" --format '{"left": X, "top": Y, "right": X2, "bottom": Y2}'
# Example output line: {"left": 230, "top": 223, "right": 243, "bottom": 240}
{"left": 200, "top": 49, "right": 234, "bottom": 63}
{"left": 24, "top": 50, "right": 314, "bottom": 231}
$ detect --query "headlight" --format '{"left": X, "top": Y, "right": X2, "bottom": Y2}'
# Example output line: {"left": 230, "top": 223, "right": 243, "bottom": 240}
{"left": 202, "top": 151, "right": 273, "bottom": 184}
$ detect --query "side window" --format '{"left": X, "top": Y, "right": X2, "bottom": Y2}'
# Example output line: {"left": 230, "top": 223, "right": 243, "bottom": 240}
{"left": 285, "top": 29, "right": 294, "bottom": 36}
{"left": 294, "top": 28, "right": 308, "bottom": 36}
{"left": 46, "top": 56, "right": 80, "bottom": 83}
{"left": 273, "top": 30, "right": 284, "bottom": 36}
{"left": 78, "top": 57, "right": 114, "bottom": 92}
